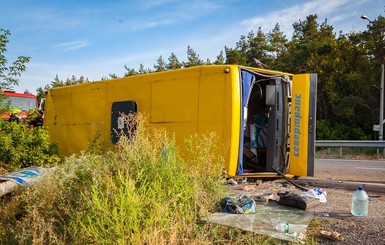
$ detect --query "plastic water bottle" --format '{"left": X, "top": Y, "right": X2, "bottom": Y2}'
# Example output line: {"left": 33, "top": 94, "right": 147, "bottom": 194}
{"left": 351, "top": 186, "right": 369, "bottom": 217}
{"left": 275, "top": 223, "right": 307, "bottom": 234}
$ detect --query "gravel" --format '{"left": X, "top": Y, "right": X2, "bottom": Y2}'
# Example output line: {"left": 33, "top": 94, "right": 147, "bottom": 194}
{"left": 313, "top": 188, "right": 385, "bottom": 244}
{"left": 312, "top": 163, "right": 385, "bottom": 245}
{"left": 228, "top": 176, "right": 385, "bottom": 244}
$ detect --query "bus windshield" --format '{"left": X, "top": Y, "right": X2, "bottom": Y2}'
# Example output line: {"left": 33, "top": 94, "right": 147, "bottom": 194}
{"left": 4, "top": 96, "right": 37, "bottom": 111}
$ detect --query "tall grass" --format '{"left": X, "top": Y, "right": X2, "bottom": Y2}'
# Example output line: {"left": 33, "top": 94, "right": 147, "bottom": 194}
{"left": 0, "top": 114, "right": 227, "bottom": 244}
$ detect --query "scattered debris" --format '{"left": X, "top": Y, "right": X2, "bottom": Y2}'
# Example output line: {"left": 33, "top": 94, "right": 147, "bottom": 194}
{"left": 205, "top": 201, "right": 314, "bottom": 242}
{"left": 319, "top": 230, "right": 344, "bottom": 241}
{"left": 369, "top": 194, "right": 381, "bottom": 198}
{"left": 0, "top": 166, "right": 51, "bottom": 198}
{"left": 277, "top": 191, "right": 320, "bottom": 210}
{"left": 250, "top": 193, "right": 274, "bottom": 204}
{"left": 235, "top": 177, "right": 248, "bottom": 184}
{"left": 220, "top": 195, "right": 256, "bottom": 214}
{"left": 301, "top": 188, "right": 328, "bottom": 203}
{"left": 0, "top": 166, "right": 50, "bottom": 186}
{"left": 242, "top": 185, "right": 256, "bottom": 191}
{"left": 0, "top": 181, "right": 19, "bottom": 198}
{"left": 227, "top": 178, "right": 238, "bottom": 185}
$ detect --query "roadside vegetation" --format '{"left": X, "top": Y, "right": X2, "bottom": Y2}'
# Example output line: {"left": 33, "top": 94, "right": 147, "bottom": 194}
{"left": 0, "top": 115, "right": 257, "bottom": 244}
{"left": 0, "top": 115, "right": 318, "bottom": 244}
{"left": 0, "top": 121, "right": 60, "bottom": 171}
{"left": 316, "top": 147, "right": 383, "bottom": 159}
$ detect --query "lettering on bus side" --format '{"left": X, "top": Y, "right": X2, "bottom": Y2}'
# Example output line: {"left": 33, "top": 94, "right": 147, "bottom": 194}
{"left": 293, "top": 94, "right": 301, "bottom": 157}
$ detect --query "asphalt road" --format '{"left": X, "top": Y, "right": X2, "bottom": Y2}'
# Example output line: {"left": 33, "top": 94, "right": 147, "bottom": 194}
{"left": 314, "top": 158, "right": 385, "bottom": 183}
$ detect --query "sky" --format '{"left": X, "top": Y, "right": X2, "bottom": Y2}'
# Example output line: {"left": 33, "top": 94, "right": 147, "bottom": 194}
{"left": 1, "top": 0, "right": 383, "bottom": 93}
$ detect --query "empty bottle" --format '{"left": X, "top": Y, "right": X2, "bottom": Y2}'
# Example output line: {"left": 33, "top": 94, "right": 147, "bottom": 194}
{"left": 351, "top": 186, "right": 369, "bottom": 217}
{"left": 275, "top": 223, "right": 307, "bottom": 234}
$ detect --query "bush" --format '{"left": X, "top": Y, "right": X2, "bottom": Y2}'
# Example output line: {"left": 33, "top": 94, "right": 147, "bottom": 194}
{"left": 0, "top": 115, "right": 227, "bottom": 244}
{"left": 0, "top": 121, "right": 60, "bottom": 170}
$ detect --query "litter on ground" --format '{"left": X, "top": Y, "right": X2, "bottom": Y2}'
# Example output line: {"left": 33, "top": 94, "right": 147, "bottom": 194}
{"left": 204, "top": 200, "right": 314, "bottom": 242}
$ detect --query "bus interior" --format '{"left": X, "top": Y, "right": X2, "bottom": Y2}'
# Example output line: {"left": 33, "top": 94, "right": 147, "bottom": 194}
{"left": 238, "top": 69, "right": 290, "bottom": 176}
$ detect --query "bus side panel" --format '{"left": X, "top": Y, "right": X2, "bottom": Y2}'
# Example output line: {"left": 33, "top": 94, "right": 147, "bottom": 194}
{"left": 45, "top": 65, "right": 242, "bottom": 163}
{"left": 45, "top": 83, "right": 109, "bottom": 155}
{"left": 198, "top": 68, "right": 226, "bottom": 136}
{"left": 68, "top": 83, "right": 107, "bottom": 154}
{"left": 150, "top": 70, "right": 199, "bottom": 147}
{"left": 228, "top": 66, "right": 241, "bottom": 176}
{"left": 44, "top": 87, "right": 73, "bottom": 155}
{"left": 198, "top": 66, "right": 234, "bottom": 173}
{"left": 289, "top": 74, "right": 317, "bottom": 176}
{"left": 151, "top": 76, "right": 199, "bottom": 123}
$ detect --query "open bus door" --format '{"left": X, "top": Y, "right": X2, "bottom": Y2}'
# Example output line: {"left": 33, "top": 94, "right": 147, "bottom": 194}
{"left": 288, "top": 74, "right": 317, "bottom": 177}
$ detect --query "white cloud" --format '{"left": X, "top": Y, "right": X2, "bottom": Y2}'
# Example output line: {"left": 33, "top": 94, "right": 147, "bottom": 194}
{"left": 53, "top": 40, "right": 90, "bottom": 52}
{"left": 126, "top": 0, "right": 222, "bottom": 32}
{"left": 140, "top": 0, "right": 177, "bottom": 9}
{"left": 240, "top": 0, "right": 364, "bottom": 36}
{"left": 129, "top": 19, "right": 173, "bottom": 31}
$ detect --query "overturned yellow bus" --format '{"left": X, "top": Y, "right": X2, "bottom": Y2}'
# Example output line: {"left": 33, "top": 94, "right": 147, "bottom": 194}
{"left": 43, "top": 65, "right": 317, "bottom": 177}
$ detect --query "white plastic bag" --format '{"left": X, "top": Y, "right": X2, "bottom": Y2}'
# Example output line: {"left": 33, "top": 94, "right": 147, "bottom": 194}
{"left": 301, "top": 188, "right": 327, "bottom": 203}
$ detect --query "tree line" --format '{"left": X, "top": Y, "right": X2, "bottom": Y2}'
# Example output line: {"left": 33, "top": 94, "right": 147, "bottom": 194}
{"left": 22, "top": 14, "right": 385, "bottom": 140}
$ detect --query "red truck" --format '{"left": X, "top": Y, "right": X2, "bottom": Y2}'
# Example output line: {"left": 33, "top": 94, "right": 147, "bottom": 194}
{"left": 1, "top": 91, "right": 38, "bottom": 121}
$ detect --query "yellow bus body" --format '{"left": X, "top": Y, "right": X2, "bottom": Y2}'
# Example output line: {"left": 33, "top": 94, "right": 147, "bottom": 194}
{"left": 44, "top": 65, "right": 316, "bottom": 177}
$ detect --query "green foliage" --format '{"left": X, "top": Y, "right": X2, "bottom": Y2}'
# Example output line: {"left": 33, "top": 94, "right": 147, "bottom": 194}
{"left": 0, "top": 93, "right": 11, "bottom": 116}
{"left": 36, "top": 74, "right": 89, "bottom": 101}
{"left": 138, "top": 63, "right": 152, "bottom": 74}
{"left": 0, "top": 29, "right": 30, "bottom": 90}
{"left": 0, "top": 121, "right": 60, "bottom": 169}
{"left": 166, "top": 52, "right": 182, "bottom": 70}
{"left": 0, "top": 115, "right": 232, "bottom": 244}
{"left": 225, "top": 46, "right": 248, "bottom": 65}
{"left": 214, "top": 50, "right": 225, "bottom": 65}
{"left": 183, "top": 45, "right": 204, "bottom": 67}
{"left": 154, "top": 55, "right": 167, "bottom": 72}
{"left": 316, "top": 119, "right": 370, "bottom": 140}
{"left": 124, "top": 65, "right": 138, "bottom": 77}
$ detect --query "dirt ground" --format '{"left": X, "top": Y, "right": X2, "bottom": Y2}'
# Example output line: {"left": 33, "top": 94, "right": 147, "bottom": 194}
{"left": 312, "top": 162, "right": 385, "bottom": 244}
{"left": 313, "top": 188, "right": 385, "bottom": 245}
{"left": 229, "top": 176, "right": 385, "bottom": 244}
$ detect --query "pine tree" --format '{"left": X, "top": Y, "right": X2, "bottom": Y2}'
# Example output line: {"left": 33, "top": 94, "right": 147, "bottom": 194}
{"left": 214, "top": 50, "right": 225, "bottom": 65}
{"left": 124, "top": 65, "right": 137, "bottom": 77}
{"left": 154, "top": 55, "right": 167, "bottom": 72}
{"left": 183, "top": 46, "right": 204, "bottom": 68}
{"left": 166, "top": 52, "right": 182, "bottom": 70}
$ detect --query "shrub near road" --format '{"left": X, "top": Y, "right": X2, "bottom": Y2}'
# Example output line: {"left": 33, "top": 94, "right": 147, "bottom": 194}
{"left": 0, "top": 121, "right": 60, "bottom": 170}
{"left": 0, "top": 116, "right": 233, "bottom": 244}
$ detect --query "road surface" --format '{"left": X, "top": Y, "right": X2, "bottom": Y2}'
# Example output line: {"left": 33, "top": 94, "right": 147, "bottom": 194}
{"left": 315, "top": 158, "right": 385, "bottom": 183}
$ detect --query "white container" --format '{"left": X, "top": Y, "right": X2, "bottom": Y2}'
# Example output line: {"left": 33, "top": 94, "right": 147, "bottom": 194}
{"left": 275, "top": 223, "right": 307, "bottom": 234}
{"left": 351, "top": 186, "right": 369, "bottom": 217}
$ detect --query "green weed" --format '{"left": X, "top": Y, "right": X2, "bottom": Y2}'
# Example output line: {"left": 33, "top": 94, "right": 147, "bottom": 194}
{"left": 0, "top": 121, "right": 60, "bottom": 170}
{"left": 0, "top": 114, "right": 227, "bottom": 244}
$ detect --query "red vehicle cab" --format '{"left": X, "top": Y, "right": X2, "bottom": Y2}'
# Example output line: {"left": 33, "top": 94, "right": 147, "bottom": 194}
{"left": 1, "top": 91, "right": 38, "bottom": 121}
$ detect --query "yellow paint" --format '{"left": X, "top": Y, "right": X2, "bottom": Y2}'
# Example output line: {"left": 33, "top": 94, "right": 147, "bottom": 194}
{"left": 228, "top": 66, "right": 241, "bottom": 176}
{"left": 289, "top": 74, "right": 311, "bottom": 176}
{"left": 44, "top": 65, "right": 315, "bottom": 177}
{"left": 45, "top": 66, "right": 238, "bottom": 174}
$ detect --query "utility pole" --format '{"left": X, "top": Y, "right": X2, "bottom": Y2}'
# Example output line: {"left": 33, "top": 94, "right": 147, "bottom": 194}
{"left": 361, "top": 15, "right": 385, "bottom": 157}
{"left": 381, "top": 61, "right": 385, "bottom": 156}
